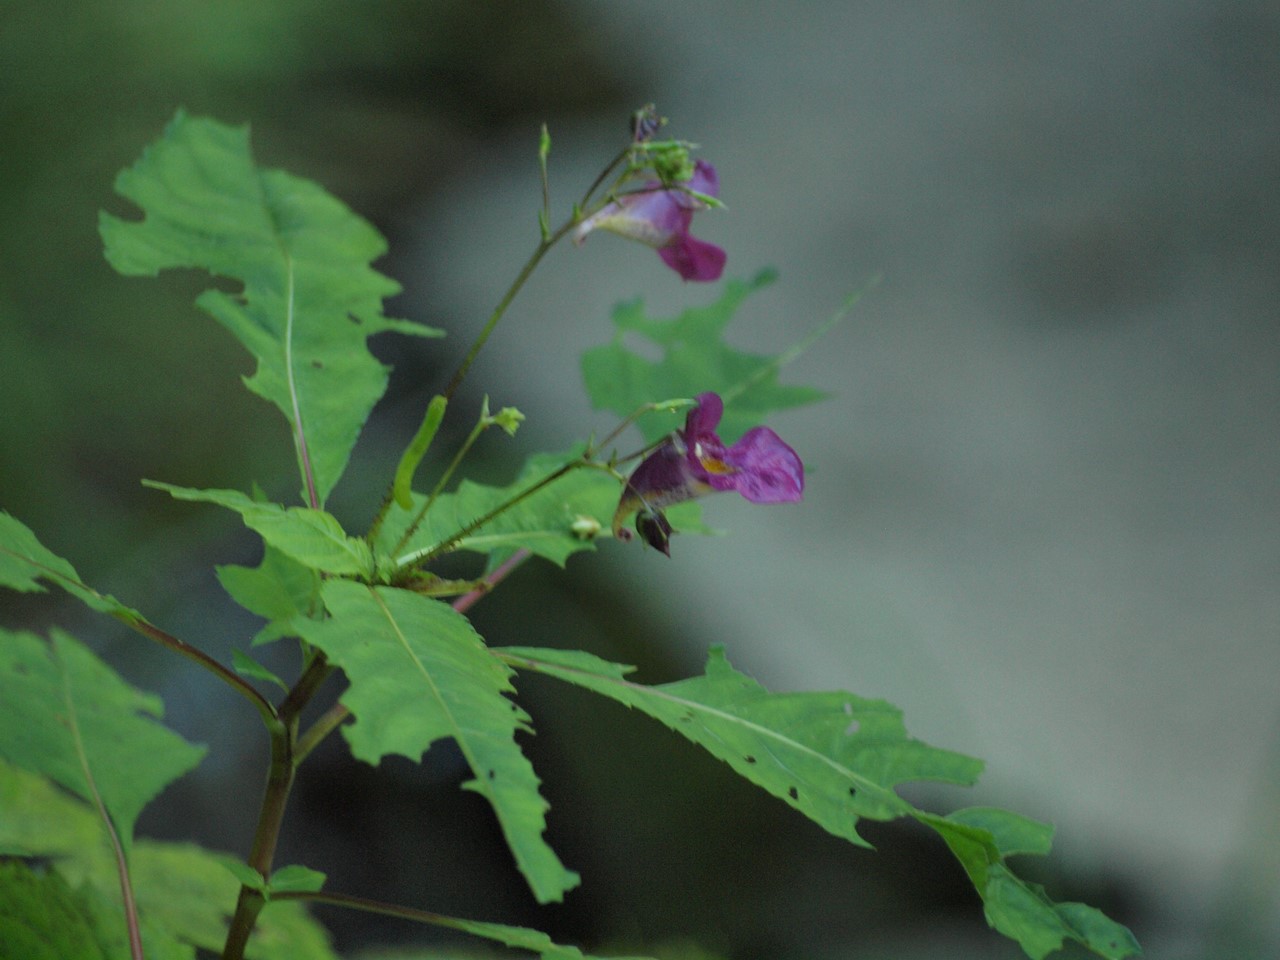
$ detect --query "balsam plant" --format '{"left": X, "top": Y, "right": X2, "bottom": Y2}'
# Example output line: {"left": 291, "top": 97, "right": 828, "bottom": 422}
{"left": 0, "top": 106, "right": 1141, "bottom": 960}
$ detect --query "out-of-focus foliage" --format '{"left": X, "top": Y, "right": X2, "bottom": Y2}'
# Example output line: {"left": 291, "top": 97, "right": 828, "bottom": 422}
{"left": 0, "top": 0, "right": 628, "bottom": 583}
{"left": 582, "top": 270, "right": 827, "bottom": 444}
{"left": 0, "top": 627, "right": 205, "bottom": 847}
{"left": 297, "top": 581, "right": 582, "bottom": 904}
{"left": 0, "top": 758, "right": 339, "bottom": 960}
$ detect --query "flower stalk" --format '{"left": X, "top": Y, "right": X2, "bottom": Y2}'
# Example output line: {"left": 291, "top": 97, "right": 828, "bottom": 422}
{"left": 371, "top": 108, "right": 723, "bottom": 550}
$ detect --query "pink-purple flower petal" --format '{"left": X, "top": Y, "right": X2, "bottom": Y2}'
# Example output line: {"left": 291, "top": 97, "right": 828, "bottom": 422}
{"left": 574, "top": 160, "right": 725, "bottom": 282}
{"left": 611, "top": 392, "right": 804, "bottom": 553}
{"left": 658, "top": 236, "right": 728, "bottom": 282}
{"left": 721, "top": 427, "right": 805, "bottom": 503}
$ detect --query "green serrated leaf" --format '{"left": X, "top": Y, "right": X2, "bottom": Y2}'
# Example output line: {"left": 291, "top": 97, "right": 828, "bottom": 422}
{"left": 0, "top": 764, "right": 330, "bottom": 959}
{"left": 295, "top": 581, "right": 579, "bottom": 904}
{"left": 923, "top": 812, "right": 1140, "bottom": 959}
{"left": 216, "top": 546, "right": 321, "bottom": 644}
{"left": 0, "top": 759, "right": 107, "bottom": 859}
{"left": 0, "top": 861, "right": 114, "bottom": 960}
{"left": 427, "top": 915, "right": 650, "bottom": 960}
{"left": 0, "top": 628, "right": 206, "bottom": 848}
{"left": 76, "top": 840, "right": 334, "bottom": 960}
{"left": 581, "top": 270, "right": 827, "bottom": 444}
{"left": 379, "top": 448, "right": 708, "bottom": 572}
{"left": 1052, "top": 901, "right": 1143, "bottom": 960}
{"left": 381, "top": 450, "right": 618, "bottom": 569}
{"left": 946, "top": 806, "right": 1054, "bottom": 858}
{"left": 0, "top": 512, "right": 142, "bottom": 621}
{"left": 99, "top": 111, "right": 443, "bottom": 505}
{"left": 501, "top": 646, "right": 1139, "bottom": 959}
{"left": 499, "top": 645, "right": 980, "bottom": 842}
{"left": 146, "top": 482, "right": 373, "bottom": 577}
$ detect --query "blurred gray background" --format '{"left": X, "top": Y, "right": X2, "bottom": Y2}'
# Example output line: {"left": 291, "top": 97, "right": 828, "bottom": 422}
{"left": 2, "top": 2, "right": 1277, "bottom": 958}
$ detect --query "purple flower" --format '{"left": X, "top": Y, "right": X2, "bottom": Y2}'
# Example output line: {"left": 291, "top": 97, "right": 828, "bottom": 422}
{"left": 612, "top": 392, "right": 804, "bottom": 554}
{"left": 573, "top": 160, "right": 726, "bottom": 282}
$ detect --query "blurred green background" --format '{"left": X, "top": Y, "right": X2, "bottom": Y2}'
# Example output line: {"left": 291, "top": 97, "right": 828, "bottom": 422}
{"left": 5, "top": 2, "right": 1279, "bottom": 959}
{"left": 0, "top": 0, "right": 629, "bottom": 576}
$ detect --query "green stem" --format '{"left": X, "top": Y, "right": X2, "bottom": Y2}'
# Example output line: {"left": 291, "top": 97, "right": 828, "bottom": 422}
{"left": 537, "top": 123, "right": 552, "bottom": 241}
{"left": 221, "top": 656, "right": 332, "bottom": 960}
{"left": 588, "top": 399, "right": 693, "bottom": 459}
{"left": 369, "top": 142, "right": 645, "bottom": 568}
{"left": 720, "top": 277, "right": 878, "bottom": 407}
{"left": 393, "top": 457, "right": 591, "bottom": 570}
{"left": 368, "top": 215, "right": 583, "bottom": 549}
{"left": 370, "top": 135, "right": 657, "bottom": 550}
{"left": 294, "top": 699, "right": 348, "bottom": 766}
{"left": 441, "top": 226, "right": 560, "bottom": 405}
{"left": 221, "top": 723, "right": 291, "bottom": 959}
{"left": 121, "top": 615, "right": 279, "bottom": 730}
{"left": 578, "top": 143, "right": 633, "bottom": 212}
{"left": 11, "top": 554, "right": 280, "bottom": 729}
{"left": 439, "top": 152, "right": 635, "bottom": 408}
{"left": 280, "top": 652, "right": 336, "bottom": 720}
{"left": 269, "top": 889, "right": 487, "bottom": 936}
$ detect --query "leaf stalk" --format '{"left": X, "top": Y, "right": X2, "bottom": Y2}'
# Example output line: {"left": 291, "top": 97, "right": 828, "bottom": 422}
{"left": 393, "top": 458, "right": 589, "bottom": 570}
{"left": 124, "top": 617, "right": 281, "bottom": 731}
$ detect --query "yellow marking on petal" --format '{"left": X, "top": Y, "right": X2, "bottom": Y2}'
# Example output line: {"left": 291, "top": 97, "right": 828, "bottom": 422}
{"left": 698, "top": 456, "right": 738, "bottom": 476}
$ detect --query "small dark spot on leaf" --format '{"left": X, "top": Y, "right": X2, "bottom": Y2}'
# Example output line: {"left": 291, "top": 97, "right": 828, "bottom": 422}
{"left": 744, "top": 755, "right": 756, "bottom": 764}
{"left": 848, "top": 787, "right": 857, "bottom": 797}
{"left": 487, "top": 769, "right": 496, "bottom": 780}
{"left": 788, "top": 786, "right": 799, "bottom": 801}
{"left": 311, "top": 359, "right": 324, "bottom": 369}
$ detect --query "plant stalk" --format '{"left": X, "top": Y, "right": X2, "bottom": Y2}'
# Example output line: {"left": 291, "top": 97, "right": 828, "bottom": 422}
{"left": 393, "top": 458, "right": 589, "bottom": 570}
{"left": 270, "top": 889, "right": 472, "bottom": 934}
{"left": 221, "top": 656, "right": 332, "bottom": 960}
{"left": 124, "top": 616, "right": 279, "bottom": 730}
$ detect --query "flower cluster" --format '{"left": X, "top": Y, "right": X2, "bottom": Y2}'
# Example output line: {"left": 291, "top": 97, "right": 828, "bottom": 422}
{"left": 573, "top": 160, "right": 726, "bottom": 283}
{"left": 612, "top": 392, "right": 804, "bottom": 555}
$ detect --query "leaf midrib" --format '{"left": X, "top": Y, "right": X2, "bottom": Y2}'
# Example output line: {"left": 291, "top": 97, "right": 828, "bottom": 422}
{"left": 367, "top": 587, "right": 503, "bottom": 796}
{"left": 496, "top": 650, "right": 909, "bottom": 816}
